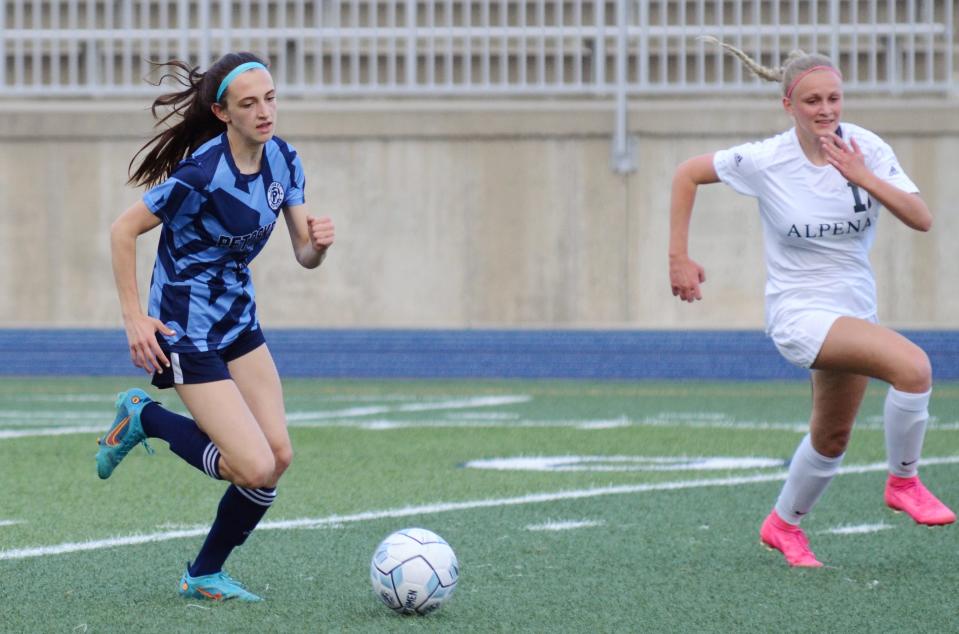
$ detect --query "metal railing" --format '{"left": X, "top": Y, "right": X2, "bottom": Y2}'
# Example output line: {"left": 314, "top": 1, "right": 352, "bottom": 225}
{"left": 1, "top": 1, "right": 954, "bottom": 98}
{"left": 2, "top": 1, "right": 954, "bottom": 172}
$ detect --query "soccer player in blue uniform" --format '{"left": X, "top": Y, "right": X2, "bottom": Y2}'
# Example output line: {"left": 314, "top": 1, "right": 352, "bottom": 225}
{"left": 96, "top": 52, "right": 335, "bottom": 601}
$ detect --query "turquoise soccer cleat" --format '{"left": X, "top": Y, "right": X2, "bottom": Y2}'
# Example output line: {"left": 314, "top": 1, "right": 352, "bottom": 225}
{"left": 179, "top": 568, "right": 263, "bottom": 602}
{"left": 95, "top": 388, "right": 154, "bottom": 479}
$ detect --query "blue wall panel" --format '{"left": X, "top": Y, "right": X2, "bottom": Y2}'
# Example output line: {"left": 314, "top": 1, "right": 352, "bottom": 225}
{"left": 2, "top": 329, "right": 958, "bottom": 380}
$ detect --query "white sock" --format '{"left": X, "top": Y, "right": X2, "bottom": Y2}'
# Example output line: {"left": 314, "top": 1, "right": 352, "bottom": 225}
{"left": 884, "top": 386, "right": 931, "bottom": 478}
{"left": 774, "top": 434, "right": 844, "bottom": 525}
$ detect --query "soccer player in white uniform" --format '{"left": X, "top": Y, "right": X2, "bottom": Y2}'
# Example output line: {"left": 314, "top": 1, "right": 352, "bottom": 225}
{"left": 668, "top": 39, "right": 954, "bottom": 567}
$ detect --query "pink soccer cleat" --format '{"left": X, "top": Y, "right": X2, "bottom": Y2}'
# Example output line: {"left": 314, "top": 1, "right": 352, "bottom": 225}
{"left": 759, "top": 510, "right": 823, "bottom": 568}
{"left": 885, "top": 474, "right": 956, "bottom": 526}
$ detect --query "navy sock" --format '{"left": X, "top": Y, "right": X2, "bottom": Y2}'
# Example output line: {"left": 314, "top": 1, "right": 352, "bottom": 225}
{"left": 140, "top": 402, "right": 222, "bottom": 479}
{"left": 189, "top": 485, "right": 277, "bottom": 577}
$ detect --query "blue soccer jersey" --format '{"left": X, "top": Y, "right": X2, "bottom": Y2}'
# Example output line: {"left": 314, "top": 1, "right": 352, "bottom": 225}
{"left": 143, "top": 133, "right": 305, "bottom": 352}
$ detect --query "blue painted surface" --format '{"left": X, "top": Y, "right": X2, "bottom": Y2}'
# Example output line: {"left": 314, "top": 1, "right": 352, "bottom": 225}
{"left": 2, "top": 329, "right": 958, "bottom": 380}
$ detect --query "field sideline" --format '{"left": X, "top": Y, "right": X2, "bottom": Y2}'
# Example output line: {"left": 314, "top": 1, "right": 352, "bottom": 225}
{"left": 2, "top": 377, "right": 959, "bottom": 632}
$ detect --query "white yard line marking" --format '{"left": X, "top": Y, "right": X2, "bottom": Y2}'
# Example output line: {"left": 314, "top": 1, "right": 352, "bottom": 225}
{"left": 445, "top": 412, "right": 520, "bottom": 420}
{"left": 0, "top": 418, "right": 585, "bottom": 439}
{"left": 307, "top": 395, "right": 421, "bottom": 403}
{"left": 6, "top": 404, "right": 959, "bottom": 438}
{"left": 286, "top": 413, "right": 812, "bottom": 431}
{"left": 303, "top": 418, "right": 636, "bottom": 431}
{"left": 0, "top": 395, "right": 532, "bottom": 436}
{"left": 0, "top": 528, "right": 211, "bottom": 560}
{"left": 1, "top": 392, "right": 494, "bottom": 405}
{"left": 4, "top": 394, "right": 112, "bottom": 403}
{"left": 4, "top": 456, "right": 958, "bottom": 561}
{"left": 1, "top": 417, "right": 775, "bottom": 437}
{"left": 0, "top": 411, "right": 108, "bottom": 419}
{"left": 820, "top": 522, "right": 894, "bottom": 536}
{"left": 526, "top": 520, "right": 605, "bottom": 531}
{"left": 0, "top": 426, "right": 103, "bottom": 439}
{"left": 634, "top": 417, "right": 811, "bottom": 432}
{"left": 0, "top": 520, "right": 23, "bottom": 528}
{"left": 285, "top": 395, "right": 531, "bottom": 421}
{"left": 577, "top": 418, "right": 632, "bottom": 429}
{"left": 464, "top": 455, "right": 786, "bottom": 472}
{"left": 5, "top": 415, "right": 959, "bottom": 439}
{"left": 398, "top": 396, "right": 530, "bottom": 412}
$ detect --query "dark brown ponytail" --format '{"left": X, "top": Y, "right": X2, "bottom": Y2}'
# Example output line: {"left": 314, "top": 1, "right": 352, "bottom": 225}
{"left": 128, "top": 52, "right": 269, "bottom": 188}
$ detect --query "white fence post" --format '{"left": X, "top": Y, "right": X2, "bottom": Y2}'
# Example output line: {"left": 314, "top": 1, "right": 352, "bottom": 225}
{"left": 611, "top": 0, "right": 636, "bottom": 174}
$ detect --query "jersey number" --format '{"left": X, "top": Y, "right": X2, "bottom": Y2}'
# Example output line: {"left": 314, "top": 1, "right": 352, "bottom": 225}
{"left": 847, "top": 182, "right": 872, "bottom": 213}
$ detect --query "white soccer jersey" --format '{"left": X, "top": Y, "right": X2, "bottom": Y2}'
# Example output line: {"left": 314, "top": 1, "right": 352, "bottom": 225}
{"left": 713, "top": 122, "right": 919, "bottom": 332}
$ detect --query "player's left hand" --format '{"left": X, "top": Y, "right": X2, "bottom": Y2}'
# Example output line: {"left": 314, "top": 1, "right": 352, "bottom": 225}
{"left": 306, "top": 215, "right": 335, "bottom": 252}
{"left": 820, "top": 133, "right": 871, "bottom": 186}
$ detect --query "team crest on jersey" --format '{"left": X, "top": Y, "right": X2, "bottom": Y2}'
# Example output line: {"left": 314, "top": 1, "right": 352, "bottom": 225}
{"left": 267, "top": 181, "right": 285, "bottom": 211}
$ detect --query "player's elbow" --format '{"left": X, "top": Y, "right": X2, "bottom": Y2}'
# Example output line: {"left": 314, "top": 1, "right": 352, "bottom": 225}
{"left": 297, "top": 247, "right": 327, "bottom": 269}
{"left": 910, "top": 196, "right": 932, "bottom": 232}
{"left": 109, "top": 216, "right": 135, "bottom": 245}
{"left": 672, "top": 160, "right": 697, "bottom": 188}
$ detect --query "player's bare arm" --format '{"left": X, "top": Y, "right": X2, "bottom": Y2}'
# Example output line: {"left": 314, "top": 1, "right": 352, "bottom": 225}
{"left": 284, "top": 204, "right": 335, "bottom": 269}
{"left": 668, "top": 153, "right": 718, "bottom": 302}
{"left": 110, "top": 200, "right": 174, "bottom": 373}
{"left": 820, "top": 134, "right": 932, "bottom": 231}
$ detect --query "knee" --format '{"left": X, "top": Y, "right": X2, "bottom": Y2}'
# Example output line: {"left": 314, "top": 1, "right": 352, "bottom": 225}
{"left": 232, "top": 454, "right": 277, "bottom": 489}
{"left": 814, "top": 430, "right": 851, "bottom": 458}
{"left": 273, "top": 445, "right": 293, "bottom": 479}
{"left": 894, "top": 347, "right": 932, "bottom": 393}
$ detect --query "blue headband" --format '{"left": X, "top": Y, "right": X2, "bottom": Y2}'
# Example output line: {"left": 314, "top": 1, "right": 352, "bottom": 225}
{"left": 216, "top": 61, "right": 268, "bottom": 102}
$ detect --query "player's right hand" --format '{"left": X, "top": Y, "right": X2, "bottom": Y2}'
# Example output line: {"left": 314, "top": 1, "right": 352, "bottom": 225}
{"left": 306, "top": 215, "right": 335, "bottom": 252}
{"left": 123, "top": 314, "right": 175, "bottom": 374}
{"left": 669, "top": 254, "right": 706, "bottom": 303}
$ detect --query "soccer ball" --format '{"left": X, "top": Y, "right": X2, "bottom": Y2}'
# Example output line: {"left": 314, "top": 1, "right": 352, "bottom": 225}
{"left": 370, "top": 527, "right": 459, "bottom": 615}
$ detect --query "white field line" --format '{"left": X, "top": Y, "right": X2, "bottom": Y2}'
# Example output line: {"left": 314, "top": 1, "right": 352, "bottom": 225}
{"left": 304, "top": 417, "right": 639, "bottom": 431}
{"left": 820, "top": 522, "right": 894, "bottom": 536}
{"left": 4, "top": 393, "right": 489, "bottom": 404}
{"left": 577, "top": 419, "right": 633, "bottom": 430}
{"left": 0, "top": 395, "right": 532, "bottom": 430}
{"left": 0, "top": 426, "right": 103, "bottom": 439}
{"left": 526, "top": 520, "right": 605, "bottom": 532}
{"left": 0, "top": 520, "right": 23, "bottom": 528}
{"left": 3, "top": 455, "right": 958, "bottom": 562}
{"left": 4, "top": 394, "right": 113, "bottom": 403}
{"left": 463, "top": 455, "right": 786, "bottom": 472}
{"left": 284, "top": 395, "right": 531, "bottom": 421}
{"left": 295, "top": 417, "right": 940, "bottom": 433}
{"left": 445, "top": 412, "right": 520, "bottom": 420}
{"left": 0, "top": 411, "right": 106, "bottom": 422}
{"left": 290, "top": 417, "right": 952, "bottom": 432}
{"left": 0, "top": 418, "right": 601, "bottom": 439}
{"left": 8, "top": 415, "right": 959, "bottom": 440}
{"left": 0, "top": 417, "right": 802, "bottom": 438}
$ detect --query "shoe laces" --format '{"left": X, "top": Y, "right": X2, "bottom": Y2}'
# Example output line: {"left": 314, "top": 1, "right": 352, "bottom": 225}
{"left": 779, "top": 525, "right": 812, "bottom": 553}
{"left": 901, "top": 479, "right": 940, "bottom": 508}
{"left": 213, "top": 571, "right": 248, "bottom": 591}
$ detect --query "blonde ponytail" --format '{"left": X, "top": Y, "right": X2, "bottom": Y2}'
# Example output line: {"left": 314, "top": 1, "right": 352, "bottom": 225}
{"left": 699, "top": 36, "right": 838, "bottom": 96}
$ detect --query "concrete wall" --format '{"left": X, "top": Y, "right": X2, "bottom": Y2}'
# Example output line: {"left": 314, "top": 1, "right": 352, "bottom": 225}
{"left": 0, "top": 98, "right": 956, "bottom": 329}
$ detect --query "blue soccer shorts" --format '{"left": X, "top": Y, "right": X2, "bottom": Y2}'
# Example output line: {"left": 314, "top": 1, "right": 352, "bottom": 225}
{"left": 151, "top": 327, "right": 266, "bottom": 389}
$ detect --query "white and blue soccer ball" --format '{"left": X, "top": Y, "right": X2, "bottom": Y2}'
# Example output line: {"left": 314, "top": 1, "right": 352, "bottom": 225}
{"left": 370, "top": 527, "right": 459, "bottom": 615}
